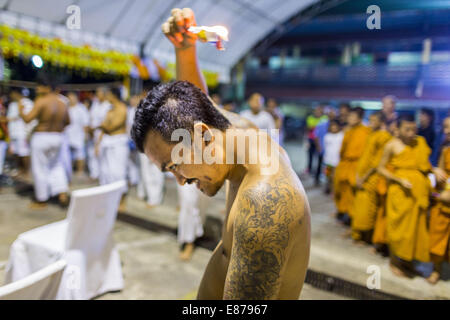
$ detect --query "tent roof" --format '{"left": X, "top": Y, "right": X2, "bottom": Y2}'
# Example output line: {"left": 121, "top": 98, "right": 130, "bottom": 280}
{"left": 0, "top": 0, "right": 317, "bottom": 81}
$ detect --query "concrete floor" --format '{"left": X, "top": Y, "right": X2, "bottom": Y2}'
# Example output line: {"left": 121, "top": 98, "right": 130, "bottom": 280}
{"left": 0, "top": 141, "right": 449, "bottom": 300}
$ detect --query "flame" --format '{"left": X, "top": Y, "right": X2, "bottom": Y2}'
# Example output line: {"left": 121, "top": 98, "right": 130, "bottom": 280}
{"left": 188, "top": 25, "right": 229, "bottom": 41}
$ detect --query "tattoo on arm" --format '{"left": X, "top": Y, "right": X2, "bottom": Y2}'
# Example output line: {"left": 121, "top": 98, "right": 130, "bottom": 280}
{"left": 223, "top": 180, "right": 299, "bottom": 299}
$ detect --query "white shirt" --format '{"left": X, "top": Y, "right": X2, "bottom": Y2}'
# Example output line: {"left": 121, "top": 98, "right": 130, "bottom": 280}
{"left": 7, "top": 98, "right": 36, "bottom": 140}
{"left": 323, "top": 131, "right": 344, "bottom": 167}
{"left": 126, "top": 106, "right": 136, "bottom": 137}
{"left": 240, "top": 109, "right": 276, "bottom": 131}
{"left": 66, "top": 103, "right": 90, "bottom": 148}
{"left": 240, "top": 109, "right": 277, "bottom": 141}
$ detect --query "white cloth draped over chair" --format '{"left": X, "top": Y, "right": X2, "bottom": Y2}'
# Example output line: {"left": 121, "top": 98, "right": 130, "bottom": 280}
{"left": 0, "top": 260, "right": 66, "bottom": 300}
{"left": 4, "top": 181, "right": 126, "bottom": 299}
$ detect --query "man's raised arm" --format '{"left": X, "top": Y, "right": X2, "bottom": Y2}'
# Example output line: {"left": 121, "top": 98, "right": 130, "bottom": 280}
{"left": 162, "top": 8, "right": 207, "bottom": 94}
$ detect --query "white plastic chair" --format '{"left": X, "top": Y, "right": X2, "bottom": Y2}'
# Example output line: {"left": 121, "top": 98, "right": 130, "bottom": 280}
{"left": 0, "top": 260, "right": 66, "bottom": 300}
{"left": 4, "top": 180, "right": 126, "bottom": 299}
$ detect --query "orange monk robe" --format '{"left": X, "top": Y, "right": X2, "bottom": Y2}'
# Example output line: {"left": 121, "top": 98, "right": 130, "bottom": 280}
{"left": 372, "top": 166, "right": 392, "bottom": 245}
{"left": 386, "top": 136, "right": 432, "bottom": 263}
{"left": 429, "top": 147, "right": 450, "bottom": 261}
{"left": 351, "top": 130, "right": 392, "bottom": 240}
{"left": 334, "top": 124, "right": 371, "bottom": 215}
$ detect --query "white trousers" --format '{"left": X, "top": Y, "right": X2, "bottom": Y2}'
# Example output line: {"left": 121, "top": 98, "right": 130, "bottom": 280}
{"left": 127, "top": 149, "right": 140, "bottom": 186}
{"left": 137, "top": 153, "right": 164, "bottom": 206}
{"left": 176, "top": 184, "right": 204, "bottom": 244}
{"left": 60, "top": 134, "right": 72, "bottom": 182}
{"left": 0, "top": 140, "right": 7, "bottom": 175}
{"left": 99, "top": 134, "right": 129, "bottom": 190}
{"left": 87, "top": 140, "right": 99, "bottom": 179}
{"left": 30, "top": 133, "right": 69, "bottom": 202}
{"left": 9, "top": 138, "right": 30, "bottom": 157}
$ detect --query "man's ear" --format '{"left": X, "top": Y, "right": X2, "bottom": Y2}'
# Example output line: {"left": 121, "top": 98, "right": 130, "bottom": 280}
{"left": 193, "top": 122, "right": 215, "bottom": 146}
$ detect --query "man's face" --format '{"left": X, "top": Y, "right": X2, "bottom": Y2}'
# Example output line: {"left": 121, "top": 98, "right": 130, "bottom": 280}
{"left": 398, "top": 121, "right": 417, "bottom": 143}
{"left": 329, "top": 122, "right": 340, "bottom": 133}
{"left": 223, "top": 103, "right": 235, "bottom": 112}
{"left": 248, "top": 94, "right": 263, "bottom": 114}
{"left": 382, "top": 97, "right": 396, "bottom": 114}
{"left": 369, "top": 115, "right": 382, "bottom": 131}
{"left": 328, "top": 109, "right": 337, "bottom": 120}
{"left": 266, "top": 98, "right": 277, "bottom": 111}
{"left": 96, "top": 89, "right": 105, "bottom": 101}
{"left": 443, "top": 118, "right": 450, "bottom": 142}
{"left": 68, "top": 93, "right": 78, "bottom": 105}
{"left": 143, "top": 130, "right": 229, "bottom": 197}
{"left": 314, "top": 106, "right": 324, "bottom": 117}
{"left": 419, "top": 112, "right": 431, "bottom": 128}
{"left": 347, "top": 112, "right": 361, "bottom": 127}
{"left": 10, "top": 92, "right": 20, "bottom": 102}
{"left": 36, "top": 85, "right": 50, "bottom": 96}
{"left": 130, "top": 95, "right": 140, "bottom": 108}
{"left": 339, "top": 106, "right": 350, "bottom": 118}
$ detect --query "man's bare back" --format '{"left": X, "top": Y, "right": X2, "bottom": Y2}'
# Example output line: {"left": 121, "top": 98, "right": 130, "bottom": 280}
{"left": 20, "top": 93, "right": 69, "bottom": 133}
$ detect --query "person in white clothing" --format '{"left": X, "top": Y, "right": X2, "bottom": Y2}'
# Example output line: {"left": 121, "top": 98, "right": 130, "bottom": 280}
{"left": 7, "top": 89, "right": 36, "bottom": 176}
{"left": 137, "top": 152, "right": 165, "bottom": 207}
{"left": 19, "top": 80, "right": 70, "bottom": 208}
{"left": 323, "top": 120, "right": 344, "bottom": 194}
{"left": 240, "top": 93, "right": 277, "bottom": 142}
{"left": 176, "top": 182, "right": 204, "bottom": 261}
{"left": 66, "top": 92, "right": 90, "bottom": 175}
{"left": 96, "top": 88, "right": 129, "bottom": 210}
{"left": 126, "top": 95, "right": 140, "bottom": 186}
{"left": 88, "top": 87, "right": 111, "bottom": 180}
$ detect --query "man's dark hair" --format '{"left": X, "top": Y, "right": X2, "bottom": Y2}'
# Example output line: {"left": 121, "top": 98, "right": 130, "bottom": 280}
{"left": 131, "top": 81, "right": 231, "bottom": 152}
{"left": 35, "top": 75, "right": 55, "bottom": 90}
{"left": 420, "top": 108, "right": 434, "bottom": 121}
{"left": 107, "top": 87, "right": 122, "bottom": 100}
{"left": 350, "top": 106, "right": 365, "bottom": 119}
{"left": 397, "top": 113, "right": 416, "bottom": 127}
{"left": 328, "top": 120, "right": 341, "bottom": 130}
{"left": 339, "top": 103, "right": 351, "bottom": 110}
{"left": 370, "top": 111, "right": 386, "bottom": 123}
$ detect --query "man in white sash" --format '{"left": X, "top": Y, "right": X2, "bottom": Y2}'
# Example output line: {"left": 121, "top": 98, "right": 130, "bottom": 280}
{"left": 7, "top": 89, "right": 36, "bottom": 177}
{"left": 96, "top": 88, "right": 129, "bottom": 210}
{"left": 126, "top": 94, "right": 140, "bottom": 186}
{"left": 88, "top": 87, "right": 111, "bottom": 180}
{"left": 66, "top": 92, "right": 89, "bottom": 176}
{"left": 19, "top": 80, "right": 70, "bottom": 208}
{"left": 176, "top": 183, "right": 204, "bottom": 261}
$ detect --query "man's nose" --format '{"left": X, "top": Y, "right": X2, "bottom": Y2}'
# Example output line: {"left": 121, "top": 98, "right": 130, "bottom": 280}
{"left": 172, "top": 172, "right": 187, "bottom": 185}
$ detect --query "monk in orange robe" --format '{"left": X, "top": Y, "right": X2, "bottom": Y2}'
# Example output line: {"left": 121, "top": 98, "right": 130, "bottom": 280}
{"left": 334, "top": 107, "right": 371, "bottom": 225}
{"left": 351, "top": 112, "right": 391, "bottom": 243}
{"left": 427, "top": 117, "right": 450, "bottom": 284}
{"left": 372, "top": 122, "right": 399, "bottom": 256}
{"left": 378, "top": 114, "right": 443, "bottom": 277}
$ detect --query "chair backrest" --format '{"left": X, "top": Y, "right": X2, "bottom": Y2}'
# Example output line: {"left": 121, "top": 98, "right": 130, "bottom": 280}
{"left": 0, "top": 260, "right": 66, "bottom": 300}
{"left": 64, "top": 180, "right": 126, "bottom": 252}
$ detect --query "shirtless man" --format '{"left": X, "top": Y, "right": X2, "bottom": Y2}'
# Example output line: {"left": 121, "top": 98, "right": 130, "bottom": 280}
{"left": 96, "top": 88, "right": 129, "bottom": 209}
{"left": 131, "top": 8, "right": 310, "bottom": 299}
{"left": 19, "top": 80, "right": 70, "bottom": 208}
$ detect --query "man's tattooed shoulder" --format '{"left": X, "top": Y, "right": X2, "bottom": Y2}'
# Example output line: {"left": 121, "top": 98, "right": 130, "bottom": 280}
{"left": 223, "top": 177, "right": 303, "bottom": 299}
